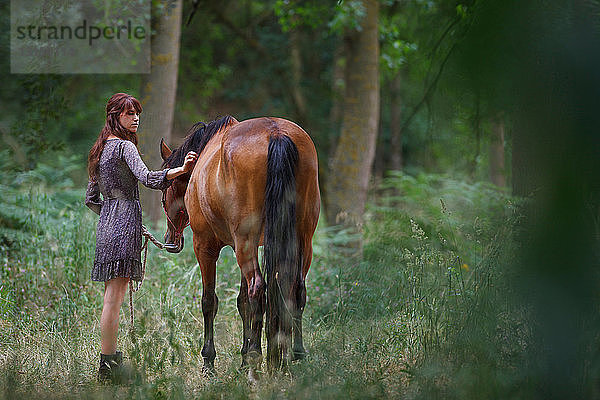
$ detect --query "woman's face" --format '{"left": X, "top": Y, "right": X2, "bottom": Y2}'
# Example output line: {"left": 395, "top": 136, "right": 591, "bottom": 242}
{"left": 119, "top": 108, "right": 140, "bottom": 133}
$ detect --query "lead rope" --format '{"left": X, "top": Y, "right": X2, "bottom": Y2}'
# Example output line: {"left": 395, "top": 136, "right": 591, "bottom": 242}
{"left": 129, "top": 225, "right": 165, "bottom": 340}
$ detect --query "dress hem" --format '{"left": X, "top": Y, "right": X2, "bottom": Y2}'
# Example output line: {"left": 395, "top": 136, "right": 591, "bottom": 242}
{"left": 91, "top": 258, "right": 143, "bottom": 282}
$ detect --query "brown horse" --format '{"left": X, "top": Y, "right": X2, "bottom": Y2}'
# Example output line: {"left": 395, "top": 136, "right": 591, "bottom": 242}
{"left": 159, "top": 116, "right": 320, "bottom": 372}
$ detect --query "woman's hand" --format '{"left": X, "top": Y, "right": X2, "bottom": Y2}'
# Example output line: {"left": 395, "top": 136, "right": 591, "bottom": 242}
{"left": 182, "top": 151, "right": 198, "bottom": 173}
{"left": 166, "top": 151, "right": 199, "bottom": 180}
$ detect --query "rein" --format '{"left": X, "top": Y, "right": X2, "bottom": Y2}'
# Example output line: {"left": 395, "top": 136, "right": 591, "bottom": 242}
{"left": 128, "top": 192, "right": 189, "bottom": 340}
{"left": 128, "top": 224, "right": 166, "bottom": 340}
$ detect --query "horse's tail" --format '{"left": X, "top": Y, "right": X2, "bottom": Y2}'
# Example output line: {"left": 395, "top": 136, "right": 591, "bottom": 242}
{"left": 263, "top": 134, "right": 300, "bottom": 369}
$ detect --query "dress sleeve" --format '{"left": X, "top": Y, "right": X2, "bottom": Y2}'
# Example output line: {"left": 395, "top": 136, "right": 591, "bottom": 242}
{"left": 85, "top": 179, "right": 103, "bottom": 215}
{"left": 122, "top": 140, "right": 172, "bottom": 190}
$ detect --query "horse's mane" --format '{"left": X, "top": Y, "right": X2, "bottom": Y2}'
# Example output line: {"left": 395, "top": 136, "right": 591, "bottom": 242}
{"left": 163, "top": 115, "right": 234, "bottom": 168}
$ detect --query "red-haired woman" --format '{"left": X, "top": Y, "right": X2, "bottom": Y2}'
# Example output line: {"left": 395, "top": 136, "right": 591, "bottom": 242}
{"left": 85, "top": 93, "right": 197, "bottom": 383}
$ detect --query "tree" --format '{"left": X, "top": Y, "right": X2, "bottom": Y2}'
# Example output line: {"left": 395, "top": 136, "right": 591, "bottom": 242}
{"left": 139, "top": 0, "right": 183, "bottom": 224}
{"left": 378, "top": 3, "right": 419, "bottom": 173}
{"left": 324, "top": 0, "right": 379, "bottom": 254}
{"left": 489, "top": 113, "right": 505, "bottom": 187}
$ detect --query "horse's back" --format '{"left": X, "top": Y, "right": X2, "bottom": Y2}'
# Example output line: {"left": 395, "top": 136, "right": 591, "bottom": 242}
{"left": 222, "top": 117, "right": 317, "bottom": 168}
{"left": 220, "top": 117, "right": 318, "bottom": 191}
{"left": 189, "top": 117, "right": 320, "bottom": 248}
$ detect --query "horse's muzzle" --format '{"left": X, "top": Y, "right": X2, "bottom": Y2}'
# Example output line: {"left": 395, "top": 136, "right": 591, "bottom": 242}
{"left": 164, "top": 233, "right": 184, "bottom": 253}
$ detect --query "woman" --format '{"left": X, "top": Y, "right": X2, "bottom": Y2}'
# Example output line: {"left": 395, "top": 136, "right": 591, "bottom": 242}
{"left": 85, "top": 93, "right": 197, "bottom": 383}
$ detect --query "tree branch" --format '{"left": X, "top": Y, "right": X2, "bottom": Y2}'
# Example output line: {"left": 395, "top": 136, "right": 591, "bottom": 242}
{"left": 196, "top": 1, "right": 270, "bottom": 58}
{"left": 186, "top": 0, "right": 306, "bottom": 123}
{"left": 400, "top": 41, "right": 457, "bottom": 133}
{"left": 402, "top": 10, "right": 476, "bottom": 133}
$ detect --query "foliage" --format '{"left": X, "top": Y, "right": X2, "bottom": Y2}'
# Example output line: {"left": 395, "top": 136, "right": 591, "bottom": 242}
{"left": 372, "top": 171, "right": 512, "bottom": 265}
{"left": 0, "top": 0, "right": 509, "bottom": 181}
{"left": 1, "top": 76, "right": 67, "bottom": 171}
{"left": 0, "top": 168, "right": 536, "bottom": 398}
{"left": 274, "top": 0, "right": 334, "bottom": 32}
{"left": 362, "top": 171, "right": 533, "bottom": 397}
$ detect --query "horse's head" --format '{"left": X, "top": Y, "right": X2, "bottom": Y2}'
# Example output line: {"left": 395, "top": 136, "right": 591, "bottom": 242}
{"left": 158, "top": 117, "right": 234, "bottom": 253}
{"left": 160, "top": 138, "right": 188, "bottom": 253}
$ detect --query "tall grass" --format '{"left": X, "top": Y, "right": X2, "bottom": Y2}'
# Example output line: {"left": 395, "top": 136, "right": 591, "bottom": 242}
{"left": 1, "top": 160, "right": 524, "bottom": 398}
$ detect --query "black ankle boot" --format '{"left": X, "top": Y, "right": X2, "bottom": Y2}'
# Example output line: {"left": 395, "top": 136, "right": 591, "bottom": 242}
{"left": 98, "top": 351, "right": 123, "bottom": 384}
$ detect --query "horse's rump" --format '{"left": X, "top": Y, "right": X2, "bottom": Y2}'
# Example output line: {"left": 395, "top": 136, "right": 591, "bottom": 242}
{"left": 194, "top": 118, "right": 319, "bottom": 248}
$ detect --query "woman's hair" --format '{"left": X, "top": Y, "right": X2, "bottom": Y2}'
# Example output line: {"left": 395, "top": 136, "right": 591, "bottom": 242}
{"left": 88, "top": 93, "right": 142, "bottom": 179}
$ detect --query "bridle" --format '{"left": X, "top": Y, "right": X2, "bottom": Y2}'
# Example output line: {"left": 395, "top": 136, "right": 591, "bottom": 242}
{"left": 161, "top": 188, "right": 190, "bottom": 239}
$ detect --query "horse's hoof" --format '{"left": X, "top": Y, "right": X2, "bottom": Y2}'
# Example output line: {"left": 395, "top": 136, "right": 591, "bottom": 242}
{"left": 247, "top": 365, "right": 261, "bottom": 386}
{"left": 239, "top": 357, "right": 249, "bottom": 371}
{"left": 202, "top": 364, "right": 216, "bottom": 377}
{"left": 246, "top": 366, "right": 262, "bottom": 386}
{"left": 292, "top": 348, "right": 306, "bottom": 361}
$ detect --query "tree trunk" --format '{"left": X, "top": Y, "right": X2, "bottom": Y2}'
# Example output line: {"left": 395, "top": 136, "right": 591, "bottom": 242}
{"left": 390, "top": 73, "right": 403, "bottom": 171}
{"left": 489, "top": 114, "right": 506, "bottom": 187}
{"left": 372, "top": 118, "right": 386, "bottom": 181}
{"left": 328, "top": 40, "right": 345, "bottom": 157}
{"left": 319, "top": 40, "right": 346, "bottom": 212}
{"left": 511, "top": 115, "right": 536, "bottom": 197}
{"left": 470, "top": 95, "right": 481, "bottom": 179}
{"left": 324, "top": 0, "right": 379, "bottom": 256}
{"left": 138, "top": 0, "right": 183, "bottom": 225}
{"left": 289, "top": 29, "right": 307, "bottom": 124}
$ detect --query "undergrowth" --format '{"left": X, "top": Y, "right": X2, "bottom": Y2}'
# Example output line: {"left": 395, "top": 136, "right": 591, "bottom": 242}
{"left": 0, "top": 160, "right": 525, "bottom": 399}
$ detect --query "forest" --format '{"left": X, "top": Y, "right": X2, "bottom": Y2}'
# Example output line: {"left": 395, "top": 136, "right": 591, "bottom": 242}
{"left": 1, "top": 0, "right": 600, "bottom": 398}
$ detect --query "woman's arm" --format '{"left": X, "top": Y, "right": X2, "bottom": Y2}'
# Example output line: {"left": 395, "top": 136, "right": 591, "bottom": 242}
{"left": 121, "top": 141, "right": 170, "bottom": 190}
{"left": 85, "top": 180, "right": 103, "bottom": 215}
{"left": 122, "top": 140, "right": 198, "bottom": 189}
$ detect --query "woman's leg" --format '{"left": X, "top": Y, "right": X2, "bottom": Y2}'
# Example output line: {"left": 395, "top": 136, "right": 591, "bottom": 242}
{"left": 100, "top": 277, "right": 130, "bottom": 354}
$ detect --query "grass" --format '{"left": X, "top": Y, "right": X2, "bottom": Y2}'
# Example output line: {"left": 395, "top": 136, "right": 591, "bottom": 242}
{"left": 0, "top": 161, "right": 531, "bottom": 399}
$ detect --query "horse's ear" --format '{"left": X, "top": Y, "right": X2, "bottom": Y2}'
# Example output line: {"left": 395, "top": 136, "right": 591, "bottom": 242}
{"left": 160, "top": 138, "right": 172, "bottom": 161}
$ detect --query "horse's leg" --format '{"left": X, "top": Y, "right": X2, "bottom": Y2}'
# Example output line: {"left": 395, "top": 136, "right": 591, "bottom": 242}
{"left": 291, "top": 279, "right": 307, "bottom": 361}
{"left": 237, "top": 275, "right": 251, "bottom": 368}
{"left": 234, "top": 239, "right": 265, "bottom": 368}
{"left": 193, "top": 234, "right": 222, "bottom": 372}
{"left": 292, "top": 240, "right": 313, "bottom": 361}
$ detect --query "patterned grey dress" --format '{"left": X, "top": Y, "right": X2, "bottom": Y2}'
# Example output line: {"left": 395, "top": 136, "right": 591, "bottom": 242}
{"left": 85, "top": 138, "right": 171, "bottom": 282}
